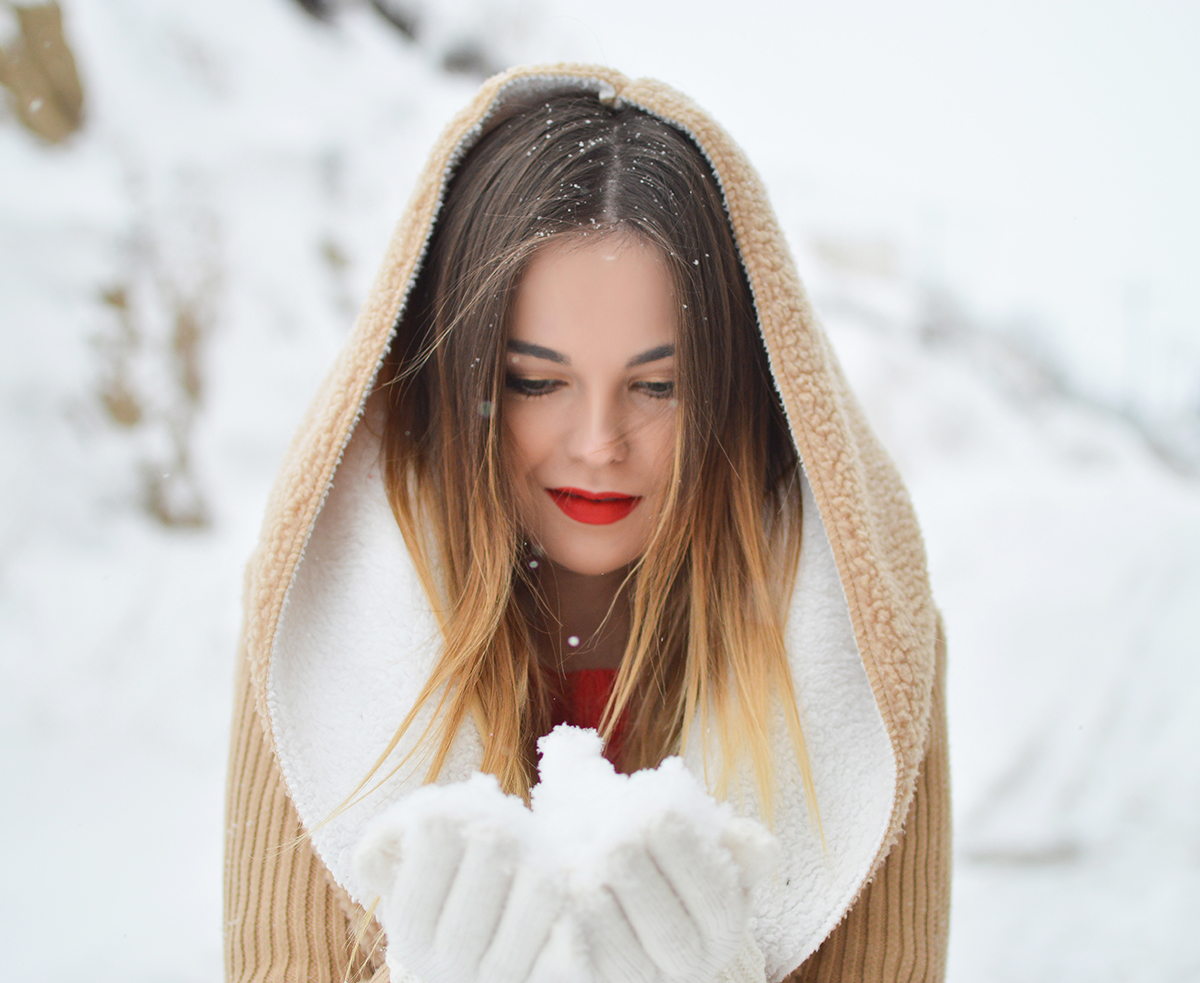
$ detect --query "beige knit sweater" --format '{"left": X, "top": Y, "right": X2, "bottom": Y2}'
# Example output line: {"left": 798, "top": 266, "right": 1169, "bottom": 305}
{"left": 224, "top": 64, "right": 951, "bottom": 983}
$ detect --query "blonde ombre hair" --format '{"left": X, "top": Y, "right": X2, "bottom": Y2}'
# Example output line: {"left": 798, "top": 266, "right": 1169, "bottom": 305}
{"left": 373, "top": 93, "right": 816, "bottom": 820}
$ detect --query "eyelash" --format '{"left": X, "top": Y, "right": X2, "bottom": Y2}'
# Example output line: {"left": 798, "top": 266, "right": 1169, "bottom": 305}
{"left": 504, "top": 375, "right": 563, "bottom": 397}
{"left": 635, "top": 380, "right": 675, "bottom": 399}
{"left": 504, "top": 374, "right": 675, "bottom": 400}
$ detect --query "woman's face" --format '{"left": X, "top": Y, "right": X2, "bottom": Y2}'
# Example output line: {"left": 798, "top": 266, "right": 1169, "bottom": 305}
{"left": 503, "top": 233, "right": 678, "bottom": 576}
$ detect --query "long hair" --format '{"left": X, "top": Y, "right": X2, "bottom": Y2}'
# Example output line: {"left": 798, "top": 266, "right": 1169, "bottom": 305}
{"left": 374, "top": 92, "right": 815, "bottom": 819}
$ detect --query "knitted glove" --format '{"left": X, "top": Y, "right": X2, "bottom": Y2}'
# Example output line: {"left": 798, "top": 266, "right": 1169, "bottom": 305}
{"left": 576, "top": 809, "right": 776, "bottom": 983}
{"left": 529, "top": 726, "right": 776, "bottom": 983}
{"left": 354, "top": 774, "right": 571, "bottom": 983}
{"left": 713, "top": 931, "right": 768, "bottom": 983}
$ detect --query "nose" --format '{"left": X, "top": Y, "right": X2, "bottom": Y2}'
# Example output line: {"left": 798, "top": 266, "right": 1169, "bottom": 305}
{"left": 568, "top": 392, "right": 628, "bottom": 467}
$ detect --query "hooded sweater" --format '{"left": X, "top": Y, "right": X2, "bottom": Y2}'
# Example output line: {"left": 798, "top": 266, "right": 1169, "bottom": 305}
{"left": 223, "top": 64, "right": 951, "bottom": 983}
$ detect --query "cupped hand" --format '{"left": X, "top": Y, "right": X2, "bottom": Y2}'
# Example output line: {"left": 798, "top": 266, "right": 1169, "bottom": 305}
{"left": 354, "top": 774, "right": 575, "bottom": 983}
{"left": 579, "top": 810, "right": 778, "bottom": 983}
{"left": 354, "top": 728, "right": 780, "bottom": 983}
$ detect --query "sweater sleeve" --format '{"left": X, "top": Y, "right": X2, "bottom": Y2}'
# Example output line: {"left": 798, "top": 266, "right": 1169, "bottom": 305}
{"left": 784, "top": 622, "right": 952, "bottom": 983}
{"left": 223, "top": 645, "right": 388, "bottom": 983}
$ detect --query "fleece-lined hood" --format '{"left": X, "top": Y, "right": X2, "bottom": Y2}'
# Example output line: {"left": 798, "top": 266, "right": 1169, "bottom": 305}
{"left": 240, "top": 64, "right": 939, "bottom": 981}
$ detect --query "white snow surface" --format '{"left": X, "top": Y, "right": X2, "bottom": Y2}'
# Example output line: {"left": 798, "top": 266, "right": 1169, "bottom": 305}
{"left": 1, "top": 2, "right": 1198, "bottom": 981}
{"left": 530, "top": 727, "right": 741, "bottom": 869}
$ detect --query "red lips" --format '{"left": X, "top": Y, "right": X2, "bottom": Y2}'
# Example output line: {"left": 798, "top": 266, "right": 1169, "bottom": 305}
{"left": 547, "top": 487, "right": 642, "bottom": 525}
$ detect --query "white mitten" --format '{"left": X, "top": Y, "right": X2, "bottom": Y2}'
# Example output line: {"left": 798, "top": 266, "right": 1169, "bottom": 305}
{"left": 713, "top": 930, "right": 768, "bottom": 983}
{"left": 353, "top": 773, "right": 573, "bottom": 983}
{"left": 531, "top": 727, "right": 779, "bottom": 983}
{"left": 579, "top": 810, "right": 776, "bottom": 983}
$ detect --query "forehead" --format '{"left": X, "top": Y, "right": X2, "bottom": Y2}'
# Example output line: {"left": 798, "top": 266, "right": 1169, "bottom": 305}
{"left": 509, "top": 234, "right": 676, "bottom": 358}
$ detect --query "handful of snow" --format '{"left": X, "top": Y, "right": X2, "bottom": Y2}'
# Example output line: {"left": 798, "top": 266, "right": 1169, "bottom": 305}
{"left": 354, "top": 725, "right": 778, "bottom": 983}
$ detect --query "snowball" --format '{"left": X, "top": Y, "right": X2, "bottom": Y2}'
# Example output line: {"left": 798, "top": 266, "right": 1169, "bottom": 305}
{"left": 356, "top": 724, "right": 740, "bottom": 891}
{"left": 530, "top": 725, "right": 737, "bottom": 880}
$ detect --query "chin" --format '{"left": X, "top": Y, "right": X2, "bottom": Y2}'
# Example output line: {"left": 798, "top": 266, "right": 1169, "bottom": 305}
{"left": 524, "top": 500, "right": 656, "bottom": 577}
{"left": 542, "top": 544, "right": 639, "bottom": 577}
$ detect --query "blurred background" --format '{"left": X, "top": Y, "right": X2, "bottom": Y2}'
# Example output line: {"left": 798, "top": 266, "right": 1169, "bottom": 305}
{"left": 1, "top": 0, "right": 1197, "bottom": 979}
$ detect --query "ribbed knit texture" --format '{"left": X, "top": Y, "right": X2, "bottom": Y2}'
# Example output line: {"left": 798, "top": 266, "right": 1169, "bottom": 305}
{"left": 224, "top": 649, "right": 386, "bottom": 982}
{"left": 223, "top": 628, "right": 949, "bottom": 982}
{"left": 720, "top": 931, "right": 769, "bottom": 983}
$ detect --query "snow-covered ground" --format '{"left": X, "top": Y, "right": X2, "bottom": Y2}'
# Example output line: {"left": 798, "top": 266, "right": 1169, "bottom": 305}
{"left": 820, "top": 285, "right": 1200, "bottom": 981}
{"left": 1, "top": 2, "right": 1197, "bottom": 980}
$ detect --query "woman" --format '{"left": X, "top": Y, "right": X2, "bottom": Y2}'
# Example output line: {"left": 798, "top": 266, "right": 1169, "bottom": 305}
{"left": 225, "top": 65, "right": 950, "bottom": 983}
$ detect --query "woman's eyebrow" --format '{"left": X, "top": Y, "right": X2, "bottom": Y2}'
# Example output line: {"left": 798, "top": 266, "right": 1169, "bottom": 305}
{"left": 506, "top": 340, "right": 568, "bottom": 364}
{"left": 626, "top": 344, "right": 675, "bottom": 368}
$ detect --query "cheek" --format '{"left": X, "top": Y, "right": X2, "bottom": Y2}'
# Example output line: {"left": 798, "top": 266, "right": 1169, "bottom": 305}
{"left": 640, "top": 410, "right": 678, "bottom": 489}
{"left": 502, "top": 403, "right": 554, "bottom": 486}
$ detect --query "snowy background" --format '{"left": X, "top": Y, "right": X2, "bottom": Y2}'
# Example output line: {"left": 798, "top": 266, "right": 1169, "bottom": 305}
{"left": 1, "top": 0, "right": 1197, "bottom": 979}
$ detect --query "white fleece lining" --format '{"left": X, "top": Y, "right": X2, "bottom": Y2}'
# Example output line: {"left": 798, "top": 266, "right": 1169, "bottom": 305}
{"left": 270, "top": 403, "right": 894, "bottom": 982}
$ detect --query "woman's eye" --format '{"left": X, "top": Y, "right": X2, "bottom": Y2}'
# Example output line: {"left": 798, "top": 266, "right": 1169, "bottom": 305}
{"left": 505, "top": 374, "right": 562, "bottom": 397}
{"left": 635, "top": 380, "right": 675, "bottom": 399}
